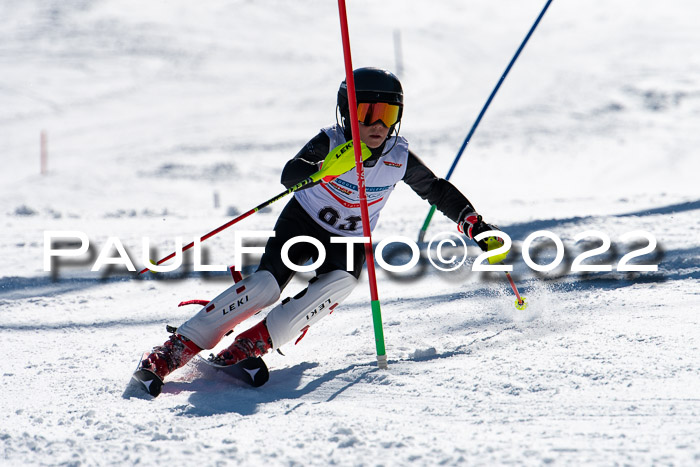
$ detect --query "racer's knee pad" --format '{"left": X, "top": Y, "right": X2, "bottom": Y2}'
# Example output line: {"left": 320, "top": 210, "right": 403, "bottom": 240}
{"left": 265, "top": 270, "right": 357, "bottom": 349}
{"left": 176, "top": 270, "right": 280, "bottom": 349}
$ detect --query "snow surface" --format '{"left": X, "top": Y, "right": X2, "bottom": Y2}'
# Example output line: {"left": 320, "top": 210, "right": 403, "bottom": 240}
{"left": 2, "top": 0, "right": 700, "bottom": 465}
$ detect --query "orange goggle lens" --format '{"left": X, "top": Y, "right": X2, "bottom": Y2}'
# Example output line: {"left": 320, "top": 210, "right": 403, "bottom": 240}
{"left": 357, "top": 102, "right": 400, "bottom": 127}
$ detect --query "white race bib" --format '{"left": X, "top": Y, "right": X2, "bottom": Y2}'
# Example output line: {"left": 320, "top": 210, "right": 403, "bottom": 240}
{"left": 295, "top": 125, "right": 409, "bottom": 236}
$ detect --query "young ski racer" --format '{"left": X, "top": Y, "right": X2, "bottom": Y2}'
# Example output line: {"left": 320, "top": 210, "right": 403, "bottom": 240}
{"left": 133, "top": 67, "right": 507, "bottom": 396}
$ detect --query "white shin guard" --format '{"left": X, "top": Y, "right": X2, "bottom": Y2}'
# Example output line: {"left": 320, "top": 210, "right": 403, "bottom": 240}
{"left": 176, "top": 270, "right": 280, "bottom": 349}
{"left": 265, "top": 270, "right": 357, "bottom": 349}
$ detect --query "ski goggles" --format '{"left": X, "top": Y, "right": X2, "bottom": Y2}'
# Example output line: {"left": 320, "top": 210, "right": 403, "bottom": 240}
{"left": 357, "top": 102, "right": 401, "bottom": 127}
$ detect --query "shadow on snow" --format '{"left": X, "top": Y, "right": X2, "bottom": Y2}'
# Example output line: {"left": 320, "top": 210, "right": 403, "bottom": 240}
{"left": 170, "top": 360, "right": 385, "bottom": 417}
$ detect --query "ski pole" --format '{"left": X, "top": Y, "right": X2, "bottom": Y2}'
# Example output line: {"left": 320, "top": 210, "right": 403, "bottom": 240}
{"left": 484, "top": 236, "right": 528, "bottom": 310}
{"left": 337, "top": 0, "right": 388, "bottom": 369}
{"left": 505, "top": 271, "right": 527, "bottom": 310}
{"left": 138, "top": 141, "right": 371, "bottom": 275}
{"left": 417, "top": 0, "right": 553, "bottom": 243}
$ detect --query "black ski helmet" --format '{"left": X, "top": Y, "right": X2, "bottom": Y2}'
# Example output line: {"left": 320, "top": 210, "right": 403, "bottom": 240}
{"left": 337, "top": 67, "right": 403, "bottom": 131}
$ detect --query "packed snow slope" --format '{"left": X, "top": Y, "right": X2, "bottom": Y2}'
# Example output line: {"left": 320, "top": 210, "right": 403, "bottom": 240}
{"left": 1, "top": 0, "right": 699, "bottom": 465}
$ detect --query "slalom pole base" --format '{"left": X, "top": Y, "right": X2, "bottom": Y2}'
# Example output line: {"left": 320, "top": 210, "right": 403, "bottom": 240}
{"left": 515, "top": 297, "right": 528, "bottom": 311}
{"left": 376, "top": 354, "right": 388, "bottom": 370}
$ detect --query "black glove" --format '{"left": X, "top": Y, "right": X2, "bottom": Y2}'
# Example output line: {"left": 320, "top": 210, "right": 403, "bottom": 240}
{"left": 458, "top": 212, "right": 503, "bottom": 252}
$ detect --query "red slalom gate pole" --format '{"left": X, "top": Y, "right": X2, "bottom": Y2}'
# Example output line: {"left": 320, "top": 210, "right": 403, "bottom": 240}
{"left": 337, "top": 0, "right": 388, "bottom": 369}
{"left": 40, "top": 130, "right": 48, "bottom": 175}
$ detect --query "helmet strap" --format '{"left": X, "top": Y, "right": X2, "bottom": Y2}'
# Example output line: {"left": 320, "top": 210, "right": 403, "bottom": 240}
{"left": 380, "top": 120, "right": 401, "bottom": 156}
{"left": 336, "top": 105, "right": 344, "bottom": 132}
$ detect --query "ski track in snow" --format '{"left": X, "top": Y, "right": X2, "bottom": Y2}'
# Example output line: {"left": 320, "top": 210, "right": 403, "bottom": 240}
{"left": 2, "top": 0, "right": 700, "bottom": 465}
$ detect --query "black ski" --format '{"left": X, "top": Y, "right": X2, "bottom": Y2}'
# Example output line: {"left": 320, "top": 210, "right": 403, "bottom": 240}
{"left": 198, "top": 355, "right": 269, "bottom": 387}
{"left": 123, "top": 353, "right": 164, "bottom": 399}
{"left": 123, "top": 354, "right": 269, "bottom": 399}
{"left": 129, "top": 368, "right": 164, "bottom": 397}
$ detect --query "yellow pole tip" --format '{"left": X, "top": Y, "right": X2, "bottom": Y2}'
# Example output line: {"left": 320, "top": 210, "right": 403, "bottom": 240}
{"left": 515, "top": 297, "right": 528, "bottom": 310}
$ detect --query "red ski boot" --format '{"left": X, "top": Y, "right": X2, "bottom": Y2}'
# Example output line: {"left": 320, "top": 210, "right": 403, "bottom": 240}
{"left": 134, "top": 333, "right": 202, "bottom": 397}
{"left": 212, "top": 320, "right": 272, "bottom": 366}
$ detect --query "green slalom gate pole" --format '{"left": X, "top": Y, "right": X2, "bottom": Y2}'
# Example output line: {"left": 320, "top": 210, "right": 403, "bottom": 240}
{"left": 337, "top": 0, "right": 388, "bottom": 369}
{"left": 417, "top": 0, "right": 553, "bottom": 243}
{"left": 371, "top": 301, "right": 386, "bottom": 359}
{"left": 418, "top": 205, "right": 438, "bottom": 243}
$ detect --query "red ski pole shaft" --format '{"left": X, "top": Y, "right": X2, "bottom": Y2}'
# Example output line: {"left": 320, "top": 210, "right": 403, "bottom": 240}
{"left": 505, "top": 271, "right": 525, "bottom": 305}
{"left": 137, "top": 177, "right": 314, "bottom": 275}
